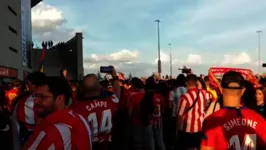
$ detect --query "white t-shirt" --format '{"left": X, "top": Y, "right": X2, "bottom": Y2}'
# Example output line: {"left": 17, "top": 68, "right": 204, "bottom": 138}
{"left": 169, "top": 86, "right": 187, "bottom": 117}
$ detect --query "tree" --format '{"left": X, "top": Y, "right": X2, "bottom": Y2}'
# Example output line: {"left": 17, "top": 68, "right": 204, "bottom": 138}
{"left": 128, "top": 72, "right": 132, "bottom": 79}
{"left": 96, "top": 71, "right": 101, "bottom": 80}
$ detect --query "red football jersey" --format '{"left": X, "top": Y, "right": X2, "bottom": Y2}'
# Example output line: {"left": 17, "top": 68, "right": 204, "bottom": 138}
{"left": 71, "top": 93, "right": 119, "bottom": 143}
{"left": 127, "top": 92, "right": 145, "bottom": 125}
{"left": 201, "top": 107, "right": 266, "bottom": 149}
{"left": 128, "top": 92, "right": 164, "bottom": 127}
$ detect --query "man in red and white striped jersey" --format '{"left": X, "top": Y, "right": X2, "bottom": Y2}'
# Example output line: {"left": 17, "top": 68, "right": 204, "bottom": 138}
{"left": 23, "top": 76, "right": 92, "bottom": 150}
{"left": 12, "top": 72, "right": 47, "bottom": 149}
{"left": 176, "top": 74, "right": 206, "bottom": 149}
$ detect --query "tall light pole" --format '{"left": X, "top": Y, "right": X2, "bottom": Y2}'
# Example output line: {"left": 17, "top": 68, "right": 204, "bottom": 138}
{"left": 168, "top": 43, "right": 172, "bottom": 78}
{"left": 154, "top": 19, "right": 161, "bottom": 76}
{"left": 257, "top": 30, "right": 262, "bottom": 73}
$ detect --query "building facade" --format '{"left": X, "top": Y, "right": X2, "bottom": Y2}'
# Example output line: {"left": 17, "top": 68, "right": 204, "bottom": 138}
{"left": 31, "top": 33, "right": 84, "bottom": 81}
{"left": 0, "top": 0, "right": 41, "bottom": 82}
{"left": 0, "top": 0, "right": 84, "bottom": 82}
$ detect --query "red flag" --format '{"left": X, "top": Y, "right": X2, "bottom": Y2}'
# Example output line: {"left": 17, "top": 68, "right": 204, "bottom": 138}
{"left": 39, "top": 46, "right": 47, "bottom": 72}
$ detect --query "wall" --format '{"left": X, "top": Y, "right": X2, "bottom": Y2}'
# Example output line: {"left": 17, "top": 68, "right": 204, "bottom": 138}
{"left": 31, "top": 33, "right": 84, "bottom": 81}
{"left": 0, "top": 0, "right": 22, "bottom": 79}
{"left": 76, "top": 33, "right": 84, "bottom": 78}
{"left": 0, "top": 0, "right": 33, "bottom": 80}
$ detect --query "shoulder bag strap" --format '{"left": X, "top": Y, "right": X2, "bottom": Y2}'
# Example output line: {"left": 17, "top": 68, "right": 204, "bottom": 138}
{"left": 213, "top": 100, "right": 219, "bottom": 113}
{"left": 185, "top": 90, "right": 200, "bottom": 113}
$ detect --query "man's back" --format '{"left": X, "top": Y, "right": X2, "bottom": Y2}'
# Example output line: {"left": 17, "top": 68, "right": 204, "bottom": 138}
{"left": 71, "top": 94, "right": 119, "bottom": 143}
{"left": 24, "top": 109, "right": 92, "bottom": 150}
{"left": 177, "top": 88, "right": 206, "bottom": 133}
{"left": 201, "top": 107, "right": 266, "bottom": 149}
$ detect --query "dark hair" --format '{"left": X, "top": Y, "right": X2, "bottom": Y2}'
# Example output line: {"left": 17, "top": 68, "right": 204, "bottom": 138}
{"left": 140, "top": 91, "right": 154, "bottom": 126}
{"left": 204, "top": 76, "right": 209, "bottom": 82}
{"left": 157, "top": 81, "right": 169, "bottom": 100}
{"left": 186, "top": 74, "right": 198, "bottom": 84}
{"left": 242, "top": 80, "right": 256, "bottom": 108}
{"left": 255, "top": 87, "right": 266, "bottom": 101}
{"left": 131, "top": 77, "right": 144, "bottom": 89}
{"left": 167, "top": 79, "right": 175, "bottom": 88}
{"left": 140, "top": 77, "right": 156, "bottom": 126}
{"left": 176, "top": 74, "right": 186, "bottom": 87}
{"left": 38, "top": 76, "right": 72, "bottom": 105}
{"left": 13, "top": 79, "right": 22, "bottom": 88}
{"left": 248, "top": 86, "right": 264, "bottom": 110}
{"left": 27, "top": 72, "right": 47, "bottom": 86}
{"left": 146, "top": 77, "right": 156, "bottom": 90}
{"left": 197, "top": 77, "right": 207, "bottom": 90}
{"left": 100, "top": 80, "right": 109, "bottom": 89}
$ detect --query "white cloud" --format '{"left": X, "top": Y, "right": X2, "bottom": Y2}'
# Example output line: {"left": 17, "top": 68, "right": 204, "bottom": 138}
{"left": 221, "top": 52, "right": 252, "bottom": 65}
{"left": 154, "top": 51, "right": 202, "bottom": 65}
{"left": 84, "top": 49, "right": 139, "bottom": 64}
{"left": 31, "top": 2, "right": 83, "bottom": 42}
{"left": 154, "top": 52, "right": 170, "bottom": 63}
{"left": 83, "top": 50, "right": 261, "bottom": 77}
{"left": 186, "top": 54, "right": 203, "bottom": 65}
{"left": 83, "top": 50, "right": 208, "bottom": 76}
{"left": 32, "top": 2, "right": 65, "bottom": 28}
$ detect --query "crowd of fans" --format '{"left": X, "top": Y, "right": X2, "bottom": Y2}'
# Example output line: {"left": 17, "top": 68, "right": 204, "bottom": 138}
{"left": 0, "top": 67, "right": 266, "bottom": 150}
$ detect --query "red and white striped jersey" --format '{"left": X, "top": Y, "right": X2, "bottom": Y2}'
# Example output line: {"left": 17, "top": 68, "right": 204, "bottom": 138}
{"left": 177, "top": 88, "right": 206, "bottom": 133}
{"left": 13, "top": 94, "right": 37, "bottom": 128}
{"left": 200, "top": 89, "right": 215, "bottom": 110}
{"left": 24, "top": 109, "right": 92, "bottom": 150}
{"left": 205, "top": 90, "right": 215, "bottom": 104}
{"left": 12, "top": 94, "right": 38, "bottom": 149}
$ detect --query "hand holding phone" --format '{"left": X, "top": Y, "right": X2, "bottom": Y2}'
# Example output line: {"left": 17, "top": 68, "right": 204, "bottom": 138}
{"left": 100, "top": 66, "right": 117, "bottom": 77}
{"left": 100, "top": 66, "right": 113, "bottom": 73}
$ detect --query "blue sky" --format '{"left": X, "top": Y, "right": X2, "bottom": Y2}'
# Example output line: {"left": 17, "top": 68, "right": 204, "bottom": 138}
{"left": 32, "top": 0, "right": 266, "bottom": 76}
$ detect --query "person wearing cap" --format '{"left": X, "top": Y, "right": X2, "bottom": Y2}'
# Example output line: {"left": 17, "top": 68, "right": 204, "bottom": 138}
{"left": 201, "top": 71, "right": 266, "bottom": 150}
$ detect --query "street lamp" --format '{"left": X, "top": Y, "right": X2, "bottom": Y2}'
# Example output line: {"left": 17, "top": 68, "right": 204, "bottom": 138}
{"left": 168, "top": 43, "right": 172, "bottom": 78}
{"left": 256, "top": 30, "right": 262, "bottom": 73}
{"left": 154, "top": 19, "right": 161, "bottom": 76}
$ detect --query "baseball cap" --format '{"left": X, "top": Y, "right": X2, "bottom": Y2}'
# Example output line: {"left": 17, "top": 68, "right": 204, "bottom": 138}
{"left": 221, "top": 71, "right": 245, "bottom": 89}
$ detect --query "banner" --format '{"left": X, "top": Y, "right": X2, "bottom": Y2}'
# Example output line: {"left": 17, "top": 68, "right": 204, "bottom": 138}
{"left": 21, "top": 0, "right": 32, "bottom": 67}
{"left": 209, "top": 67, "right": 256, "bottom": 88}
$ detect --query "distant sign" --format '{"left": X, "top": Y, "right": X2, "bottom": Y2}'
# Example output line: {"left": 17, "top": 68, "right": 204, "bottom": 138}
{"left": 0, "top": 67, "right": 18, "bottom": 78}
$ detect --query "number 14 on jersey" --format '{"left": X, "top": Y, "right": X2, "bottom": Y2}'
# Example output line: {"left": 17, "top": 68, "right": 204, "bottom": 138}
{"left": 87, "top": 109, "right": 112, "bottom": 135}
{"left": 229, "top": 134, "right": 256, "bottom": 150}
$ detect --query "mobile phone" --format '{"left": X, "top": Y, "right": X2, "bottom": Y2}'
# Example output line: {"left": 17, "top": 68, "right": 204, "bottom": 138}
{"left": 100, "top": 66, "right": 113, "bottom": 73}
